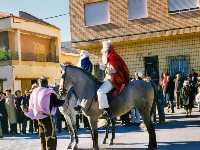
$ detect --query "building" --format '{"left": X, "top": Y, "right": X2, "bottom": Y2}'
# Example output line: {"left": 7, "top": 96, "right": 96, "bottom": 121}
{"left": 60, "top": 41, "right": 80, "bottom": 65}
{"left": 70, "top": 0, "right": 200, "bottom": 82}
{"left": 0, "top": 11, "right": 60, "bottom": 92}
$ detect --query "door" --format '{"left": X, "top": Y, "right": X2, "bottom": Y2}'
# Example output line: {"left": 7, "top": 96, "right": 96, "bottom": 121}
{"left": 21, "top": 79, "right": 32, "bottom": 93}
{"left": 168, "top": 55, "right": 189, "bottom": 78}
{"left": 144, "top": 56, "right": 159, "bottom": 84}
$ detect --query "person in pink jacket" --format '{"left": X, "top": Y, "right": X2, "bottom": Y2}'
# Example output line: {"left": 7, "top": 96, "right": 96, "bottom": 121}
{"left": 23, "top": 77, "right": 64, "bottom": 150}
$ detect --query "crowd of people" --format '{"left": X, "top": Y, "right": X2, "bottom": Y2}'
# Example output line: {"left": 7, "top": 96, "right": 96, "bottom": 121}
{"left": 0, "top": 40, "right": 200, "bottom": 150}
{"left": 0, "top": 88, "right": 40, "bottom": 137}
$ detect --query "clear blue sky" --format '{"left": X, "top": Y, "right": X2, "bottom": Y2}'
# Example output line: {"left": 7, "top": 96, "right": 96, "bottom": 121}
{"left": 0, "top": 0, "right": 70, "bottom": 42}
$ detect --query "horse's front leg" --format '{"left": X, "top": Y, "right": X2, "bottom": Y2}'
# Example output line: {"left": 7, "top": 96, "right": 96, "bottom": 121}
{"left": 64, "top": 114, "right": 78, "bottom": 150}
{"left": 66, "top": 123, "right": 74, "bottom": 149}
{"left": 71, "top": 113, "right": 79, "bottom": 150}
{"left": 88, "top": 117, "right": 99, "bottom": 150}
{"left": 109, "top": 118, "right": 116, "bottom": 145}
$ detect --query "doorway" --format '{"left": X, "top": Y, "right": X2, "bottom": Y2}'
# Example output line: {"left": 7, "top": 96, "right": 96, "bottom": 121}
{"left": 168, "top": 55, "right": 189, "bottom": 78}
{"left": 144, "top": 56, "right": 159, "bottom": 84}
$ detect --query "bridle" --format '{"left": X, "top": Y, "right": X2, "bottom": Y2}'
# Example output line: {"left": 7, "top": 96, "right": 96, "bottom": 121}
{"left": 59, "top": 66, "right": 68, "bottom": 96}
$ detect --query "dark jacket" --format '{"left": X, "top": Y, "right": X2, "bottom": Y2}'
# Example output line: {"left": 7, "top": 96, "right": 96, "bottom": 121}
{"left": 174, "top": 79, "right": 182, "bottom": 92}
{"left": 81, "top": 57, "right": 93, "bottom": 73}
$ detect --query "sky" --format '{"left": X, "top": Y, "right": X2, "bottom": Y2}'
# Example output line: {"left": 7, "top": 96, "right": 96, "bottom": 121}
{"left": 0, "top": 0, "right": 70, "bottom": 42}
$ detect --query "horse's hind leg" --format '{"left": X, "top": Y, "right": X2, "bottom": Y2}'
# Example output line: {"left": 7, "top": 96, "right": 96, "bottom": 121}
{"left": 88, "top": 117, "right": 99, "bottom": 150}
{"left": 109, "top": 118, "right": 115, "bottom": 145}
{"left": 102, "top": 126, "right": 109, "bottom": 144}
{"left": 141, "top": 112, "right": 157, "bottom": 150}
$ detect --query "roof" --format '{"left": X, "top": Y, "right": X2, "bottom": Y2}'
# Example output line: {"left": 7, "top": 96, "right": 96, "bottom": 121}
{"left": 18, "top": 11, "right": 59, "bottom": 29}
{"left": 0, "top": 11, "right": 59, "bottom": 30}
{"left": 0, "top": 12, "right": 11, "bottom": 18}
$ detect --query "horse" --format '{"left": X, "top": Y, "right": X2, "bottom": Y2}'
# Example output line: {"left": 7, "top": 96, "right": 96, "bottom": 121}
{"left": 53, "top": 85, "right": 79, "bottom": 150}
{"left": 59, "top": 64, "right": 157, "bottom": 150}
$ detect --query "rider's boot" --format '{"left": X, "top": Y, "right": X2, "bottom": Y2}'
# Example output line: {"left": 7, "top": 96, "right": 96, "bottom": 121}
{"left": 102, "top": 108, "right": 113, "bottom": 119}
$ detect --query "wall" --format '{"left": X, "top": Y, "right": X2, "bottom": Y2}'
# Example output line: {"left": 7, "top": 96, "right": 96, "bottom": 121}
{"left": 70, "top": 0, "right": 200, "bottom": 43}
{"left": 12, "top": 61, "right": 61, "bottom": 85}
{"left": 60, "top": 52, "right": 80, "bottom": 65}
{"left": 86, "top": 32, "right": 200, "bottom": 77}
{"left": 0, "top": 65, "right": 14, "bottom": 91}
{"left": 20, "top": 33, "right": 51, "bottom": 61}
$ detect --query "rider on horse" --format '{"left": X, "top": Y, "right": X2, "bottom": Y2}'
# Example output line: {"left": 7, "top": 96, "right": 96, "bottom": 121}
{"left": 97, "top": 40, "right": 129, "bottom": 118}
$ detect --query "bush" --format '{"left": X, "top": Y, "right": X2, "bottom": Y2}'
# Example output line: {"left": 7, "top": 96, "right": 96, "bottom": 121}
{"left": 0, "top": 50, "right": 10, "bottom": 61}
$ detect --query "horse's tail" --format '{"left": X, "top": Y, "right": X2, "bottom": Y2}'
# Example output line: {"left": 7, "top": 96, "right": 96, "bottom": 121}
{"left": 150, "top": 81, "right": 158, "bottom": 123}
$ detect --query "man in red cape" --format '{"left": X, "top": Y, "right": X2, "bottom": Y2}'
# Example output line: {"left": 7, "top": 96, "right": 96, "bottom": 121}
{"left": 97, "top": 40, "right": 129, "bottom": 117}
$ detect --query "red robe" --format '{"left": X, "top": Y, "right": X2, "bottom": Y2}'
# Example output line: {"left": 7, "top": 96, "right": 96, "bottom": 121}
{"left": 107, "top": 47, "right": 129, "bottom": 95}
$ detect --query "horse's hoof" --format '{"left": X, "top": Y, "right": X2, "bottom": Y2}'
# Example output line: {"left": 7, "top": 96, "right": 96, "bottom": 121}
{"left": 102, "top": 139, "right": 107, "bottom": 144}
{"left": 72, "top": 143, "right": 78, "bottom": 150}
{"left": 93, "top": 146, "right": 99, "bottom": 150}
{"left": 148, "top": 143, "right": 157, "bottom": 150}
{"left": 109, "top": 140, "right": 114, "bottom": 145}
{"left": 67, "top": 145, "right": 72, "bottom": 149}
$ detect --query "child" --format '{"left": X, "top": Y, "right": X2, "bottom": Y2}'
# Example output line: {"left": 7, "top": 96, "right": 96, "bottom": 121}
{"left": 195, "top": 87, "right": 200, "bottom": 112}
{"left": 181, "top": 80, "right": 192, "bottom": 117}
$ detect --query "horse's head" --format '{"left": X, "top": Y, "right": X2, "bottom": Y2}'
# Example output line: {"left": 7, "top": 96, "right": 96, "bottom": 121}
{"left": 59, "top": 64, "right": 80, "bottom": 108}
{"left": 59, "top": 64, "right": 72, "bottom": 96}
{"left": 59, "top": 63, "right": 97, "bottom": 104}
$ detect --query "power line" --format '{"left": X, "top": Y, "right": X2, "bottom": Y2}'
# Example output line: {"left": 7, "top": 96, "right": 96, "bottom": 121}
{"left": 12, "top": 12, "right": 68, "bottom": 24}
{"left": 43, "top": 13, "right": 68, "bottom": 20}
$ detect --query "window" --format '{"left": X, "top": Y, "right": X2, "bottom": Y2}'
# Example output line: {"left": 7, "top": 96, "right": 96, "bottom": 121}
{"left": 168, "top": 0, "right": 200, "bottom": 13}
{"left": 128, "top": 0, "right": 148, "bottom": 20}
{"left": 84, "top": 1, "right": 109, "bottom": 26}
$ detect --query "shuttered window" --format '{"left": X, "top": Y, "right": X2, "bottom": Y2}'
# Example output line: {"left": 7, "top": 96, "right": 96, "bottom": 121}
{"left": 84, "top": 1, "right": 109, "bottom": 26}
{"left": 128, "top": 0, "right": 148, "bottom": 20}
{"left": 168, "top": 0, "right": 200, "bottom": 12}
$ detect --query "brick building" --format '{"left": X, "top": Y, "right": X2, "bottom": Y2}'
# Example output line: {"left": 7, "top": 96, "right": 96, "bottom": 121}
{"left": 0, "top": 11, "right": 60, "bottom": 92}
{"left": 70, "top": 0, "right": 200, "bottom": 82}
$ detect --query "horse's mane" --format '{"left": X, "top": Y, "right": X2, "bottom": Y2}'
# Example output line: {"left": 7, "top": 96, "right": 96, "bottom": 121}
{"left": 65, "top": 64, "right": 100, "bottom": 85}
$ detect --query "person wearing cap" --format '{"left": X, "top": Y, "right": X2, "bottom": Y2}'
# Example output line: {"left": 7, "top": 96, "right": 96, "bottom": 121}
{"left": 97, "top": 40, "right": 129, "bottom": 118}
{"left": 79, "top": 50, "right": 93, "bottom": 73}
{"left": 23, "top": 77, "right": 64, "bottom": 150}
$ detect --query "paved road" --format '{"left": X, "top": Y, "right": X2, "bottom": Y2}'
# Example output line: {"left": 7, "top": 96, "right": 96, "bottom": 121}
{"left": 0, "top": 108, "right": 200, "bottom": 150}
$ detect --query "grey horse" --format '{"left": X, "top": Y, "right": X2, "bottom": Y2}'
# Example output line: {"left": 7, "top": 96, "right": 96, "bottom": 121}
{"left": 54, "top": 85, "right": 79, "bottom": 150}
{"left": 59, "top": 64, "right": 157, "bottom": 150}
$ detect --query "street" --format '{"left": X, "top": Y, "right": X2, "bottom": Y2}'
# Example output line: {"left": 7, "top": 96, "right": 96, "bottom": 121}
{"left": 0, "top": 108, "right": 200, "bottom": 150}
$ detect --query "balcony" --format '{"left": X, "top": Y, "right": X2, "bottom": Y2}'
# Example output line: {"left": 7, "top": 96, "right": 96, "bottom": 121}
{"left": 21, "top": 52, "right": 59, "bottom": 62}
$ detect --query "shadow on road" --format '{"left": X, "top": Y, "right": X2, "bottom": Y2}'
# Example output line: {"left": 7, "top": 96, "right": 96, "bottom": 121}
{"left": 158, "top": 141, "right": 200, "bottom": 150}
{"left": 78, "top": 148, "right": 146, "bottom": 150}
{"left": 156, "top": 119, "right": 200, "bottom": 130}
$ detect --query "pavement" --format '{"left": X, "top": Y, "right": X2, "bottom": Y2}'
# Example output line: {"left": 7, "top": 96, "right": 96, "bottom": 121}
{"left": 0, "top": 108, "right": 200, "bottom": 150}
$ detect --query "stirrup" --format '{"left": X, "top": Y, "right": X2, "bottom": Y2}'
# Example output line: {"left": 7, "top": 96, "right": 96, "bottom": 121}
{"left": 102, "top": 108, "right": 113, "bottom": 120}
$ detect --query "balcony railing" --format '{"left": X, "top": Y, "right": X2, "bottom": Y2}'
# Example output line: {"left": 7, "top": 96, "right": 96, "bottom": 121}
{"left": 21, "top": 52, "right": 59, "bottom": 62}
{"left": 0, "top": 50, "right": 59, "bottom": 63}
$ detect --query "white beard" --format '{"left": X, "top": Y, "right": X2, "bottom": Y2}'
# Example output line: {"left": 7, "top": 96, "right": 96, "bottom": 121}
{"left": 102, "top": 51, "right": 108, "bottom": 65}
